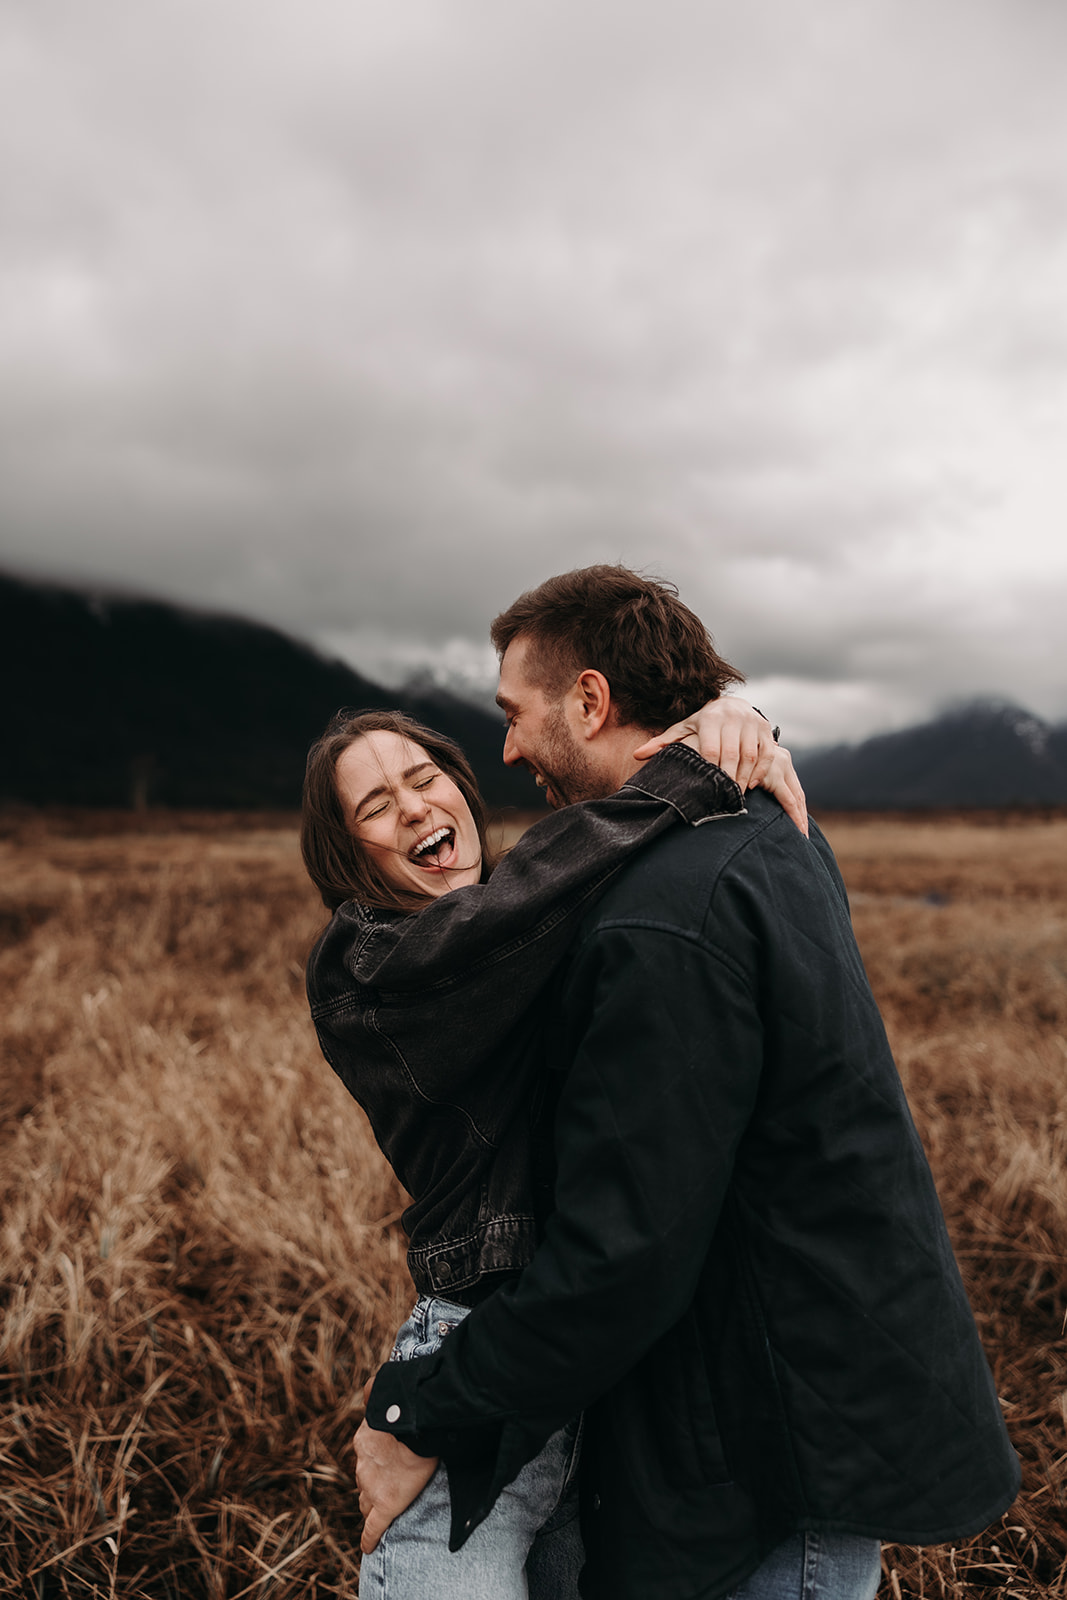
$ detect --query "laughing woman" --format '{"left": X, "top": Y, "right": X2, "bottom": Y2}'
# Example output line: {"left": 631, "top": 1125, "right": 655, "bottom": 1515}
{"left": 300, "top": 703, "right": 804, "bottom": 1599}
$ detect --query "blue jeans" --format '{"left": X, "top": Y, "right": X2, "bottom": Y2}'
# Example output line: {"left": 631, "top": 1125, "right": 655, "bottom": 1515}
{"left": 358, "top": 1296, "right": 583, "bottom": 1600}
{"left": 727, "top": 1531, "right": 882, "bottom": 1600}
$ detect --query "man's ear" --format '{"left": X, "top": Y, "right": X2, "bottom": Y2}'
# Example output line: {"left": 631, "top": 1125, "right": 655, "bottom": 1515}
{"left": 570, "top": 670, "right": 613, "bottom": 740}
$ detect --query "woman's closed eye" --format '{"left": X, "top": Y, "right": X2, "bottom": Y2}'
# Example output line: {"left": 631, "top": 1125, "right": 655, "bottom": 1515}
{"left": 360, "top": 773, "right": 438, "bottom": 821}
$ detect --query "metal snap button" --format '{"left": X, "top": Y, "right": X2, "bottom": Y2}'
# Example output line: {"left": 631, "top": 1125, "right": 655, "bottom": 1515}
{"left": 385, "top": 1404, "right": 401, "bottom": 1423}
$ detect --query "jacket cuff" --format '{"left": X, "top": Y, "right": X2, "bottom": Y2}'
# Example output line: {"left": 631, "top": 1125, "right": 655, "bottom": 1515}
{"left": 366, "top": 1356, "right": 548, "bottom": 1551}
{"left": 366, "top": 1353, "right": 506, "bottom": 1462}
{"left": 621, "top": 743, "right": 745, "bottom": 825}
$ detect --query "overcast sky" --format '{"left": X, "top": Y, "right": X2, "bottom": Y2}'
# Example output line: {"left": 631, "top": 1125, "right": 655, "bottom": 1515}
{"left": 2, "top": 0, "right": 1065, "bottom": 747}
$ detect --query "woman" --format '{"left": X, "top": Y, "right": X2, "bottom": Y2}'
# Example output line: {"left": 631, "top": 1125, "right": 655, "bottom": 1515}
{"left": 301, "top": 703, "right": 799, "bottom": 1598}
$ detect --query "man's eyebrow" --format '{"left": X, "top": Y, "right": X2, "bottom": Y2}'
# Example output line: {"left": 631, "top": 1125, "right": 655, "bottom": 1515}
{"left": 495, "top": 692, "right": 516, "bottom": 712}
{"left": 353, "top": 761, "right": 436, "bottom": 815}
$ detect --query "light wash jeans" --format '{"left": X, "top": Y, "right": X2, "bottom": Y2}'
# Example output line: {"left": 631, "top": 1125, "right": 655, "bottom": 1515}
{"left": 726, "top": 1531, "right": 882, "bottom": 1600}
{"left": 358, "top": 1296, "right": 583, "bottom": 1600}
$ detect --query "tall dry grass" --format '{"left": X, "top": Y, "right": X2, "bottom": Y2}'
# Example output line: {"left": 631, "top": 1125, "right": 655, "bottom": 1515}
{"left": 0, "top": 807, "right": 1064, "bottom": 1597}
{"left": 1, "top": 815, "right": 409, "bottom": 1596}
{"left": 823, "top": 815, "right": 1067, "bottom": 1598}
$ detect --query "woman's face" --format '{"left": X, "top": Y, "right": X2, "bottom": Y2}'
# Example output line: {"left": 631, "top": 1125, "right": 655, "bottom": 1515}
{"left": 334, "top": 729, "right": 483, "bottom": 900}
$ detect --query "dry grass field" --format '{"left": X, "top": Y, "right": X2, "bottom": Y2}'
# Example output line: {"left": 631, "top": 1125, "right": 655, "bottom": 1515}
{"left": 1, "top": 805, "right": 1064, "bottom": 1597}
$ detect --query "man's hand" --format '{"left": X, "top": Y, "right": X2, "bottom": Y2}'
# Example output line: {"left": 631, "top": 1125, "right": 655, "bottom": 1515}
{"left": 632, "top": 698, "right": 808, "bottom": 836}
{"left": 354, "top": 1416, "right": 439, "bottom": 1554}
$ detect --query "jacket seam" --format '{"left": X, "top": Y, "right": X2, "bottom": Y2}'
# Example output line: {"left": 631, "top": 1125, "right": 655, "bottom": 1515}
{"left": 409, "top": 1212, "right": 537, "bottom": 1259}
{"left": 572, "top": 917, "right": 754, "bottom": 994}
{"left": 367, "top": 1008, "right": 496, "bottom": 1147}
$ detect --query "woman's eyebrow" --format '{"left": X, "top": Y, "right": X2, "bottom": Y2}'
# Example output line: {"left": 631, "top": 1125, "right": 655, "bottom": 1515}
{"left": 353, "top": 762, "right": 437, "bottom": 816}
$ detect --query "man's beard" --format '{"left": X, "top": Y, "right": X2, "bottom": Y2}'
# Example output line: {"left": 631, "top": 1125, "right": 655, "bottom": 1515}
{"left": 535, "top": 700, "right": 602, "bottom": 808}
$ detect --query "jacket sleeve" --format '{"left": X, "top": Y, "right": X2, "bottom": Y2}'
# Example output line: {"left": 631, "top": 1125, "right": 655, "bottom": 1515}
{"left": 340, "top": 744, "right": 743, "bottom": 990}
{"left": 365, "top": 913, "right": 764, "bottom": 1549}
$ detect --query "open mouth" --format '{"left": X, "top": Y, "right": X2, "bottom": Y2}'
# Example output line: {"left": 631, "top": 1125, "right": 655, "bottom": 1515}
{"left": 409, "top": 826, "right": 456, "bottom": 867}
{"left": 533, "top": 773, "right": 558, "bottom": 807}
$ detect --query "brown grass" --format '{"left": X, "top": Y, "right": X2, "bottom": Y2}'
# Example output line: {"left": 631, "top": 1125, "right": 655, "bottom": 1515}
{"left": 0, "top": 806, "right": 1064, "bottom": 1596}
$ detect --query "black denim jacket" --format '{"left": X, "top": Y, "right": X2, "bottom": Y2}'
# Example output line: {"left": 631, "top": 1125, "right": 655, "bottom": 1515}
{"left": 305, "top": 745, "right": 745, "bottom": 1302}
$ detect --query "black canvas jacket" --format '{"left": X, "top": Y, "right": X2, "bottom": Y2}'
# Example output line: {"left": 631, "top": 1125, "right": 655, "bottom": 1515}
{"left": 367, "top": 789, "right": 1020, "bottom": 1599}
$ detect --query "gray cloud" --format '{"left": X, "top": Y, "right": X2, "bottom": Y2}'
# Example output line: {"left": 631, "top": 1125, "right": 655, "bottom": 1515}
{"left": 2, "top": 0, "right": 1066, "bottom": 744}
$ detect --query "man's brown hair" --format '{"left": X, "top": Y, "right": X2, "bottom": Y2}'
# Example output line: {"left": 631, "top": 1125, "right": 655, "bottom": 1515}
{"left": 490, "top": 564, "right": 744, "bottom": 730}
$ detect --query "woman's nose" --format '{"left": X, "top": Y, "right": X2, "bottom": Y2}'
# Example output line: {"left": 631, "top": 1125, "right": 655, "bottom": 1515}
{"left": 399, "top": 788, "right": 429, "bottom": 824}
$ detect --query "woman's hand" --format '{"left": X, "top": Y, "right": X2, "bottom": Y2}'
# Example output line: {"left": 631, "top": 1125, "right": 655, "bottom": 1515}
{"left": 632, "top": 698, "right": 808, "bottom": 836}
{"left": 354, "top": 1388, "right": 439, "bottom": 1553}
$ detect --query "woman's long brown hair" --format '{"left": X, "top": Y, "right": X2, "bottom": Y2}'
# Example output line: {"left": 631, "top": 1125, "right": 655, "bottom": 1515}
{"left": 300, "top": 708, "right": 496, "bottom": 912}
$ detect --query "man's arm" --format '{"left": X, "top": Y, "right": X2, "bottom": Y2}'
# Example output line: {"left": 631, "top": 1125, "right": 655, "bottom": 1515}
{"left": 362, "top": 908, "right": 764, "bottom": 1549}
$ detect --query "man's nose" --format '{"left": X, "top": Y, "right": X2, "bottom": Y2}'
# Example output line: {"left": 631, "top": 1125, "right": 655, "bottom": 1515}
{"left": 502, "top": 724, "right": 522, "bottom": 767}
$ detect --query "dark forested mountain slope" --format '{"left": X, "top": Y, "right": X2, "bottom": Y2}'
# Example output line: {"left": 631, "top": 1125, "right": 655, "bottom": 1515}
{"left": 798, "top": 700, "right": 1067, "bottom": 809}
{"left": 0, "top": 572, "right": 534, "bottom": 809}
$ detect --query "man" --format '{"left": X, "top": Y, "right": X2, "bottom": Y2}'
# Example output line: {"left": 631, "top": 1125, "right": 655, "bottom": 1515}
{"left": 357, "top": 566, "right": 1020, "bottom": 1599}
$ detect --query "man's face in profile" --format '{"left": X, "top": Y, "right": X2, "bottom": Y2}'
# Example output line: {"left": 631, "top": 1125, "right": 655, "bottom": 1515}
{"left": 495, "top": 638, "right": 600, "bottom": 809}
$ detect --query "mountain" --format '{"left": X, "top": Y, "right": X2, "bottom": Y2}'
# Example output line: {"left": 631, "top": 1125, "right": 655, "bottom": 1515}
{"left": 797, "top": 700, "right": 1067, "bottom": 809}
{"left": 0, "top": 572, "right": 536, "bottom": 809}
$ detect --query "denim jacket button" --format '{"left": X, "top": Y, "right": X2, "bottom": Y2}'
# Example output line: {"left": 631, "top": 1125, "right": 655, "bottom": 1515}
{"left": 437, "top": 1261, "right": 452, "bottom": 1279}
